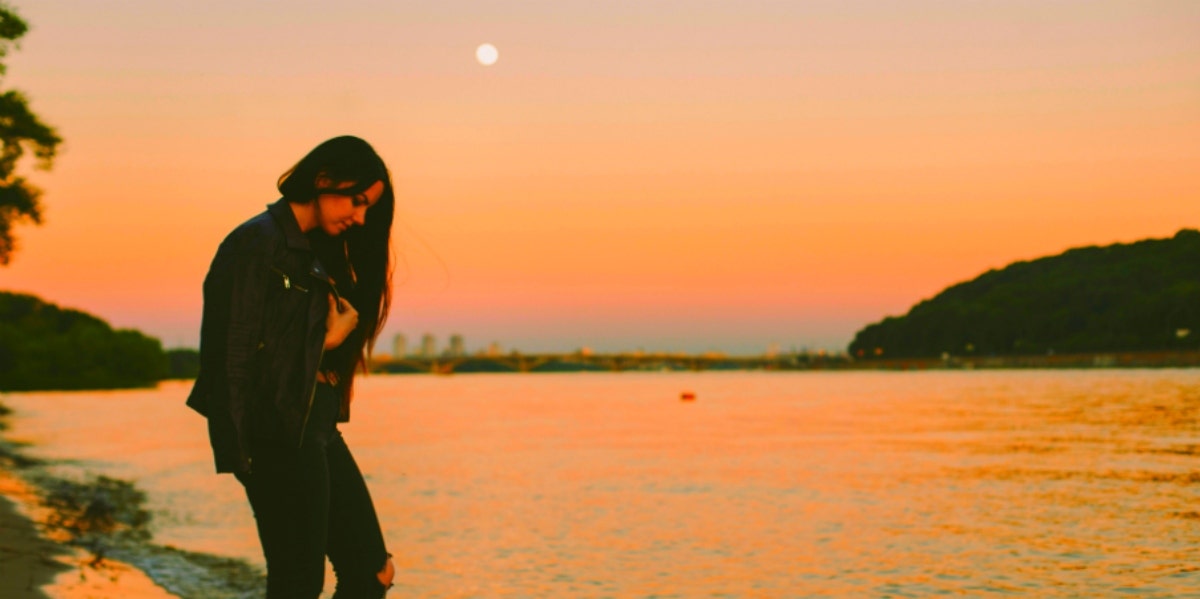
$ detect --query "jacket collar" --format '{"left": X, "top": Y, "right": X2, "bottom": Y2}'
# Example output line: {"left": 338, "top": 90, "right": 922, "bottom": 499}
{"left": 267, "top": 198, "right": 312, "bottom": 252}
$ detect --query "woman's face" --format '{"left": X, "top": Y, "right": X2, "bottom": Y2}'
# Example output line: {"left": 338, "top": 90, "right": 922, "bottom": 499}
{"left": 315, "top": 180, "right": 385, "bottom": 236}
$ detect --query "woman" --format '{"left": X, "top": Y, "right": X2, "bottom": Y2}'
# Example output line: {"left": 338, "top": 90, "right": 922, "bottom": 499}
{"left": 187, "top": 136, "right": 397, "bottom": 597}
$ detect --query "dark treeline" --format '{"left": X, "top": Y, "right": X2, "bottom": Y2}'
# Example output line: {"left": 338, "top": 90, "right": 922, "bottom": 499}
{"left": 0, "top": 291, "right": 198, "bottom": 391}
{"left": 850, "top": 229, "right": 1200, "bottom": 359}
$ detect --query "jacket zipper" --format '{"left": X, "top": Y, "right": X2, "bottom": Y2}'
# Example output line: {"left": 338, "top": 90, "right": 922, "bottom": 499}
{"left": 270, "top": 266, "right": 309, "bottom": 293}
{"left": 297, "top": 261, "right": 335, "bottom": 450}
{"left": 298, "top": 344, "right": 326, "bottom": 450}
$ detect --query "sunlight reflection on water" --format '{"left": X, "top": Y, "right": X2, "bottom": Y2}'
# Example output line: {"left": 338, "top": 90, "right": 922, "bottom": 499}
{"left": 4, "top": 370, "right": 1199, "bottom": 597}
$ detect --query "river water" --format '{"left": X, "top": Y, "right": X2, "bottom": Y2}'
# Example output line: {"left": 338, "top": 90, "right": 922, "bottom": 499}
{"left": 3, "top": 370, "right": 1198, "bottom": 597}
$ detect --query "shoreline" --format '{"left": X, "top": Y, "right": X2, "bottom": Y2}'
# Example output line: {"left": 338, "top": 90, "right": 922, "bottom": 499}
{"left": 0, "top": 396, "right": 265, "bottom": 599}
{"left": 0, "top": 465, "right": 176, "bottom": 599}
{"left": 0, "top": 468, "right": 71, "bottom": 599}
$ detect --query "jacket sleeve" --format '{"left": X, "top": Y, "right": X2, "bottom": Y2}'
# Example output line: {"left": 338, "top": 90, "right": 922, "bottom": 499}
{"left": 189, "top": 234, "right": 271, "bottom": 473}
{"left": 223, "top": 239, "right": 271, "bottom": 456}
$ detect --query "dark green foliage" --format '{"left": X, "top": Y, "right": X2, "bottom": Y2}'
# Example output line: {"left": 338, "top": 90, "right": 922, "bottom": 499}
{"left": 374, "top": 361, "right": 426, "bottom": 374}
{"left": 452, "top": 358, "right": 519, "bottom": 373}
{"left": 0, "top": 291, "right": 170, "bottom": 390}
{"left": 529, "top": 360, "right": 608, "bottom": 373}
{"left": 0, "top": 3, "right": 29, "bottom": 73}
{"left": 165, "top": 347, "right": 200, "bottom": 380}
{"left": 850, "top": 229, "right": 1200, "bottom": 358}
{"left": 0, "top": 3, "right": 62, "bottom": 265}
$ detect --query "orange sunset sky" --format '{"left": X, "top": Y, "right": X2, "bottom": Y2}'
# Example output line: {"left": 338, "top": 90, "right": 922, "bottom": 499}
{"left": 2, "top": 1, "right": 1198, "bottom": 355}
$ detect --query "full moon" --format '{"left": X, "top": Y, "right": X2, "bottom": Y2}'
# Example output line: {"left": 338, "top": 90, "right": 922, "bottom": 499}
{"left": 475, "top": 43, "right": 498, "bottom": 66}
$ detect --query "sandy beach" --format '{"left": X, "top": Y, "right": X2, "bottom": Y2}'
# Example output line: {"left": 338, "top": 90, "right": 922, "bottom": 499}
{"left": 0, "top": 470, "right": 69, "bottom": 599}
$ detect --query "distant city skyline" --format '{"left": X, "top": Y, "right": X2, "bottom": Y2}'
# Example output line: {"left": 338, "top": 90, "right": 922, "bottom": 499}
{"left": 382, "top": 332, "right": 825, "bottom": 358}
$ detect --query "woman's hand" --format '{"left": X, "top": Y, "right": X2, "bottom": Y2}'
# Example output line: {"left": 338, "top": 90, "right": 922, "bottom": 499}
{"left": 324, "top": 293, "right": 359, "bottom": 350}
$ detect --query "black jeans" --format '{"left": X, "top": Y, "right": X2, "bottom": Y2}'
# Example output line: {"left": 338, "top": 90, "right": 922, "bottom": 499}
{"left": 237, "top": 383, "right": 389, "bottom": 598}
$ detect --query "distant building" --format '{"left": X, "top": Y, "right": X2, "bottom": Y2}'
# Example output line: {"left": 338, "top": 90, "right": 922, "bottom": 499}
{"left": 486, "top": 341, "right": 503, "bottom": 357}
{"left": 392, "top": 334, "right": 407, "bottom": 358}
{"left": 448, "top": 334, "right": 465, "bottom": 357}
{"left": 420, "top": 334, "right": 436, "bottom": 358}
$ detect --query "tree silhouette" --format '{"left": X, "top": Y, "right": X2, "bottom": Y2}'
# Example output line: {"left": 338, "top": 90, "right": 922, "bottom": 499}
{"left": 848, "top": 230, "right": 1200, "bottom": 358}
{"left": 0, "top": 291, "right": 170, "bottom": 390}
{"left": 0, "top": 3, "right": 61, "bottom": 265}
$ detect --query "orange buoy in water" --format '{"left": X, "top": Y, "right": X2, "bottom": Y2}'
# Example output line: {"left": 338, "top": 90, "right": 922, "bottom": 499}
{"left": 680, "top": 391, "right": 696, "bottom": 401}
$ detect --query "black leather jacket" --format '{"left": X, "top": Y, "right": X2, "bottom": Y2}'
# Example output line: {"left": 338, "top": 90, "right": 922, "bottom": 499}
{"left": 187, "top": 198, "right": 342, "bottom": 474}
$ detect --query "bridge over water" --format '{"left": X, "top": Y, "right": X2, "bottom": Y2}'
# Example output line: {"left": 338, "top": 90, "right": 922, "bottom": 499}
{"left": 371, "top": 352, "right": 849, "bottom": 374}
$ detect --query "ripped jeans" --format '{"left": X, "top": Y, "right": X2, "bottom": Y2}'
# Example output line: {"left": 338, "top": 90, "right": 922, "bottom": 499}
{"left": 237, "top": 382, "right": 390, "bottom": 598}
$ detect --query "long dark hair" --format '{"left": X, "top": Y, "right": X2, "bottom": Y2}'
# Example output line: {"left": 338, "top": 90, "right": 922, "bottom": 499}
{"left": 277, "top": 136, "right": 394, "bottom": 398}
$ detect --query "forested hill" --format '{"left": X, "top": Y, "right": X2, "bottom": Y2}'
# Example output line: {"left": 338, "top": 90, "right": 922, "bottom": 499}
{"left": 849, "top": 229, "right": 1200, "bottom": 359}
{"left": 0, "top": 291, "right": 196, "bottom": 391}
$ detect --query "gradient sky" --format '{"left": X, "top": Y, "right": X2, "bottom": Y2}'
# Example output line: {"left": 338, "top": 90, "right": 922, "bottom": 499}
{"left": 2, "top": 0, "right": 1198, "bottom": 355}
